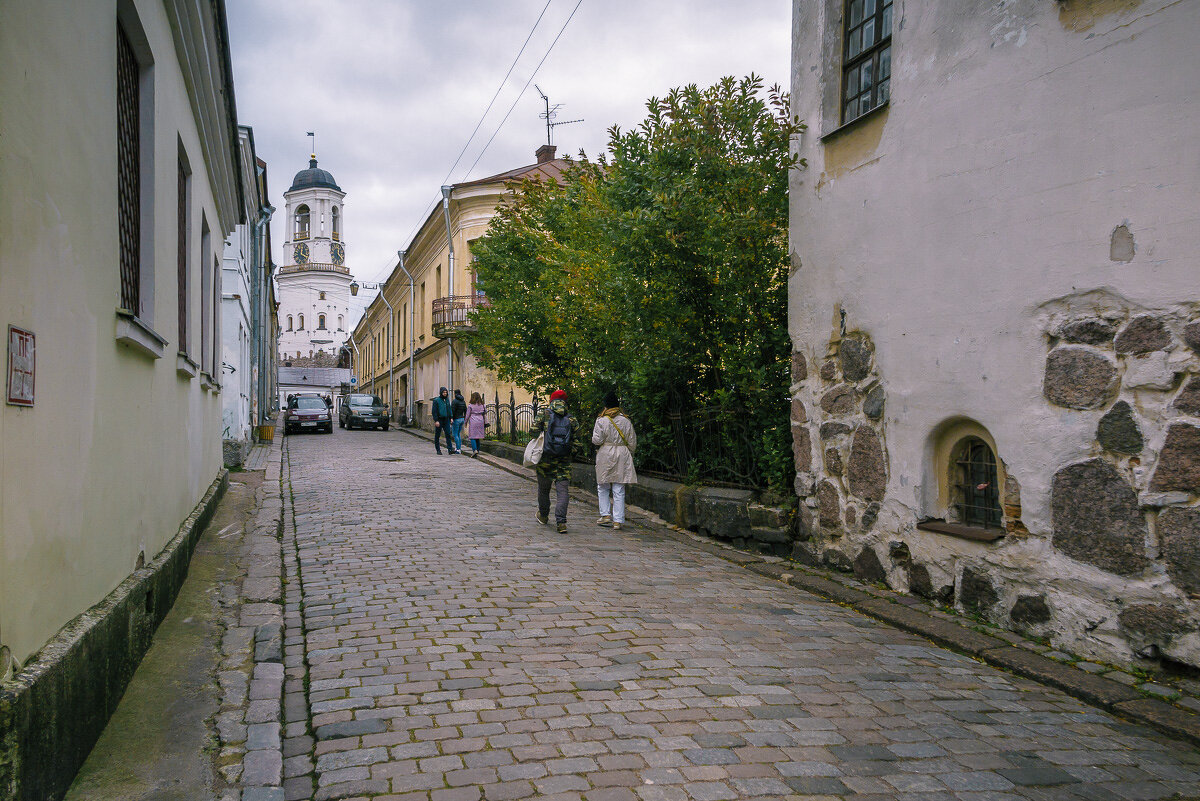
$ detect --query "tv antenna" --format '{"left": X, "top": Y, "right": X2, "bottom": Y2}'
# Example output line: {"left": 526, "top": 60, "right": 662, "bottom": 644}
{"left": 534, "top": 85, "right": 582, "bottom": 146}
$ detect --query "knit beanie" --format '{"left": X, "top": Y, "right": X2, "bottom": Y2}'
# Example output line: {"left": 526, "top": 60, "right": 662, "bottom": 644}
{"left": 549, "top": 389, "right": 567, "bottom": 402}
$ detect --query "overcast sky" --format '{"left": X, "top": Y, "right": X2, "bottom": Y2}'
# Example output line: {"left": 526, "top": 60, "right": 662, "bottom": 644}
{"left": 226, "top": 0, "right": 790, "bottom": 320}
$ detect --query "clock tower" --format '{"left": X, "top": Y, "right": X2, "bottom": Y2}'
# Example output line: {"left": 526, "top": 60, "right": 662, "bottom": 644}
{"left": 275, "top": 154, "right": 353, "bottom": 364}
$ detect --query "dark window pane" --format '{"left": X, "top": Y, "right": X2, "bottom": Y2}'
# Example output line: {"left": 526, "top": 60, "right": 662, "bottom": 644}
{"left": 845, "top": 97, "right": 859, "bottom": 121}
{"left": 845, "top": 65, "right": 859, "bottom": 99}
{"left": 880, "top": 46, "right": 891, "bottom": 79}
{"left": 863, "top": 18, "right": 876, "bottom": 48}
{"left": 848, "top": 26, "right": 862, "bottom": 58}
{"left": 117, "top": 26, "right": 140, "bottom": 314}
{"left": 878, "top": 78, "right": 890, "bottom": 105}
{"left": 864, "top": 0, "right": 876, "bottom": 16}
{"left": 849, "top": 0, "right": 863, "bottom": 26}
{"left": 861, "top": 60, "right": 873, "bottom": 92}
{"left": 882, "top": 5, "right": 893, "bottom": 36}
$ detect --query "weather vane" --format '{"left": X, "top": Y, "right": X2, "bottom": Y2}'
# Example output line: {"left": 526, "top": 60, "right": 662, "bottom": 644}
{"left": 534, "top": 85, "right": 582, "bottom": 146}
{"left": 307, "top": 131, "right": 316, "bottom": 158}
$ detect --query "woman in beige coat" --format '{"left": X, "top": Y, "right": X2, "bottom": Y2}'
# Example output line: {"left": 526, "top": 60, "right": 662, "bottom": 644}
{"left": 592, "top": 391, "right": 637, "bottom": 530}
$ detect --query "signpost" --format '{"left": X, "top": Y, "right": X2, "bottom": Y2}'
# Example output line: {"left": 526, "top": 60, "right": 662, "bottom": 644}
{"left": 7, "top": 326, "right": 35, "bottom": 407}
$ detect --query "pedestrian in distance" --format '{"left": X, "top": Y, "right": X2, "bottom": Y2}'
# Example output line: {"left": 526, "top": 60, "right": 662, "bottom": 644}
{"left": 592, "top": 390, "right": 637, "bottom": 530}
{"left": 465, "top": 392, "right": 487, "bottom": 457}
{"left": 451, "top": 389, "right": 468, "bottom": 455}
{"left": 529, "top": 389, "right": 578, "bottom": 533}
{"left": 431, "top": 387, "right": 456, "bottom": 454}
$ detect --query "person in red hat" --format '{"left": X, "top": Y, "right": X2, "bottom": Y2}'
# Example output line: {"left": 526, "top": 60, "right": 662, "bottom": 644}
{"left": 529, "top": 389, "right": 578, "bottom": 533}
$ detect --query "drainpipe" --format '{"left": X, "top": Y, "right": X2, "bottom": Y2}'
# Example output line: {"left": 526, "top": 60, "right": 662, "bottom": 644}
{"left": 376, "top": 288, "right": 395, "bottom": 417}
{"left": 347, "top": 334, "right": 360, "bottom": 388}
{"left": 252, "top": 204, "right": 274, "bottom": 424}
{"left": 397, "top": 249, "right": 415, "bottom": 425}
{"left": 440, "top": 185, "right": 455, "bottom": 393}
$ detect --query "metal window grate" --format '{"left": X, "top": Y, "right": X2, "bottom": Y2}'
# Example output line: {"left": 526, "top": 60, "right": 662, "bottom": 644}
{"left": 117, "top": 26, "right": 141, "bottom": 314}
{"left": 954, "top": 437, "right": 1002, "bottom": 529}
{"left": 177, "top": 160, "right": 188, "bottom": 353}
{"left": 842, "top": 0, "right": 893, "bottom": 124}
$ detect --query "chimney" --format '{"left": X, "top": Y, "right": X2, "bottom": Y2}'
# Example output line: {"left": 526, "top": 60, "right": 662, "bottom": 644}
{"left": 535, "top": 144, "right": 557, "bottom": 164}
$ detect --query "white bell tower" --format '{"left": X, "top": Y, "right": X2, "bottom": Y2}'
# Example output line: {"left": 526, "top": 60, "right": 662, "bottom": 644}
{"left": 276, "top": 154, "right": 353, "bottom": 363}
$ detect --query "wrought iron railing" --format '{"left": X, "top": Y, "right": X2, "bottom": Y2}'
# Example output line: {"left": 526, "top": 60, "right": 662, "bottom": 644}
{"left": 431, "top": 293, "right": 489, "bottom": 339}
{"left": 484, "top": 391, "right": 540, "bottom": 443}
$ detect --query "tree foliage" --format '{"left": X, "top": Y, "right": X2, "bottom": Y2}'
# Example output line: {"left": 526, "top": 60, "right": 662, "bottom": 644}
{"left": 467, "top": 75, "right": 805, "bottom": 494}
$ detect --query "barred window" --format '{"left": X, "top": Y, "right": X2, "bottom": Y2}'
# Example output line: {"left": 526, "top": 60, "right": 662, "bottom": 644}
{"left": 952, "top": 437, "right": 1002, "bottom": 529}
{"left": 287, "top": 315, "right": 293, "bottom": 331}
{"left": 318, "top": 314, "right": 326, "bottom": 330}
{"left": 842, "top": 0, "right": 892, "bottom": 124}
{"left": 177, "top": 156, "right": 190, "bottom": 354}
{"left": 117, "top": 25, "right": 141, "bottom": 313}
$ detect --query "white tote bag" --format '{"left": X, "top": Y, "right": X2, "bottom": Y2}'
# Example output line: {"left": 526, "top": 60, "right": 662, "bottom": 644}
{"left": 522, "top": 432, "right": 545, "bottom": 467}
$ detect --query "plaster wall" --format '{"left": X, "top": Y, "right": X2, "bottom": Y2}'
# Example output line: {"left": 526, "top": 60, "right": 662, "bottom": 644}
{"left": 0, "top": 0, "right": 232, "bottom": 665}
{"left": 277, "top": 270, "right": 351, "bottom": 358}
{"left": 789, "top": 0, "right": 1200, "bottom": 667}
{"left": 222, "top": 222, "right": 253, "bottom": 446}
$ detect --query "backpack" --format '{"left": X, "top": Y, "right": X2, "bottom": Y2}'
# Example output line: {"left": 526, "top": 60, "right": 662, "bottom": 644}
{"left": 542, "top": 411, "right": 572, "bottom": 458}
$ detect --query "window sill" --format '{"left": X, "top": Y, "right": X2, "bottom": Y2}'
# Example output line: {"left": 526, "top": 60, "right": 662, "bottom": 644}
{"left": 820, "top": 101, "right": 889, "bottom": 142}
{"left": 916, "top": 520, "right": 1005, "bottom": 543}
{"left": 115, "top": 310, "right": 167, "bottom": 359}
{"left": 177, "top": 352, "right": 198, "bottom": 378}
{"left": 201, "top": 373, "right": 220, "bottom": 393}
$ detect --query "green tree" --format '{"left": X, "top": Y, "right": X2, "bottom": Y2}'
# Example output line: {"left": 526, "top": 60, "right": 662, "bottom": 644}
{"left": 468, "top": 75, "right": 805, "bottom": 494}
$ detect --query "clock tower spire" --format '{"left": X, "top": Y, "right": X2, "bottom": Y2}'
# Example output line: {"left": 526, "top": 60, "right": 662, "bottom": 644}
{"left": 275, "top": 152, "right": 352, "bottom": 364}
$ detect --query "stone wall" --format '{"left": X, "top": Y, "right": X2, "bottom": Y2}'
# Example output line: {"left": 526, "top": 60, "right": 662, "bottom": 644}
{"left": 789, "top": 304, "right": 1200, "bottom": 671}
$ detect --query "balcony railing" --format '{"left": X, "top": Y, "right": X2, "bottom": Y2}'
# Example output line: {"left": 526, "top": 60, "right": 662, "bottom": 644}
{"left": 277, "top": 262, "right": 350, "bottom": 276}
{"left": 293, "top": 231, "right": 310, "bottom": 241}
{"left": 431, "top": 293, "right": 489, "bottom": 339}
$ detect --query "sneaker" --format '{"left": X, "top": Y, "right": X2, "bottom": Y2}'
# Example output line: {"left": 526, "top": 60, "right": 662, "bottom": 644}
{"left": 536, "top": 512, "right": 548, "bottom": 525}
{"left": 557, "top": 523, "right": 568, "bottom": 534}
{"left": 596, "top": 515, "right": 613, "bottom": 527}
{"left": 613, "top": 522, "right": 623, "bottom": 531}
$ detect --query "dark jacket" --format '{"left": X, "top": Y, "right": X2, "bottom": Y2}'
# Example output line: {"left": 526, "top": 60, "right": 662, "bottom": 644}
{"left": 529, "top": 399, "right": 578, "bottom": 479}
{"left": 451, "top": 396, "right": 467, "bottom": 419}
{"left": 432, "top": 389, "right": 452, "bottom": 421}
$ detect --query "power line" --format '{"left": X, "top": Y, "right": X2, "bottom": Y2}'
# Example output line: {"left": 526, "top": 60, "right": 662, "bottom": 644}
{"left": 440, "top": 0, "right": 554, "bottom": 187}
{"left": 462, "top": 0, "right": 585, "bottom": 181}
{"left": 397, "top": 0, "right": 556, "bottom": 252}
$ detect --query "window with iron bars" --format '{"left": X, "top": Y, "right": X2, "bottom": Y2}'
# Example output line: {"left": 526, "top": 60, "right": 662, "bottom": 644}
{"left": 177, "top": 157, "right": 190, "bottom": 354}
{"left": 842, "top": 0, "right": 893, "bottom": 125}
{"left": 953, "top": 437, "right": 1002, "bottom": 529}
{"left": 117, "top": 25, "right": 141, "bottom": 314}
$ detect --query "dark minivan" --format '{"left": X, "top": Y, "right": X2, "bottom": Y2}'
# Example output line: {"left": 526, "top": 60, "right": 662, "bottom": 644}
{"left": 339, "top": 393, "right": 390, "bottom": 430}
{"left": 285, "top": 394, "right": 333, "bottom": 434}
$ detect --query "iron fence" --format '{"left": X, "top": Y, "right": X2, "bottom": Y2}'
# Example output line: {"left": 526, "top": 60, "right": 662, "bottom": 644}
{"left": 484, "top": 391, "right": 540, "bottom": 443}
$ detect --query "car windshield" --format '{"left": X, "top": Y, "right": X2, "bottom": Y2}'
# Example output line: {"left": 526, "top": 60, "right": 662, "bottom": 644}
{"left": 349, "top": 395, "right": 381, "bottom": 407}
{"left": 293, "top": 397, "right": 325, "bottom": 410}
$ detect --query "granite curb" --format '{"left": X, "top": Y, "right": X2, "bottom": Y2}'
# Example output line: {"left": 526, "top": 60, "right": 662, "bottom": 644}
{"left": 215, "top": 415, "right": 288, "bottom": 801}
{"left": 407, "top": 427, "right": 1200, "bottom": 749}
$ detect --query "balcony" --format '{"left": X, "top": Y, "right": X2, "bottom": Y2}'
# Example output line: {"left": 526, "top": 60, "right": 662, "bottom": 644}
{"left": 431, "top": 293, "right": 489, "bottom": 339}
{"left": 277, "top": 262, "right": 350, "bottom": 276}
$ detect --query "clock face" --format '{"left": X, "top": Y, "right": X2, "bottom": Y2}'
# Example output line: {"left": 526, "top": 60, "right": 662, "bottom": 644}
{"left": 294, "top": 243, "right": 310, "bottom": 264}
{"left": 331, "top": 242, "right": 345, "bottom": 265}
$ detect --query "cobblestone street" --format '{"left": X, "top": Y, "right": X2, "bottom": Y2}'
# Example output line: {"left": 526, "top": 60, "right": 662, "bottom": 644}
{"left": 277, "top": 428, "right": 1200, "bottom": 801}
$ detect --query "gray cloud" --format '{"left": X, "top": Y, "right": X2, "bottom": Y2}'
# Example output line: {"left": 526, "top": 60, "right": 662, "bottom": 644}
{"left": 226, "top": 0, "right": 789, "bottom": 312}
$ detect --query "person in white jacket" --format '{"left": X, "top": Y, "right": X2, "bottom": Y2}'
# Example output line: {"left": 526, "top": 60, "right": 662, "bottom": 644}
{"left": 592, "top": 391, "right": 637, "bottom": 530}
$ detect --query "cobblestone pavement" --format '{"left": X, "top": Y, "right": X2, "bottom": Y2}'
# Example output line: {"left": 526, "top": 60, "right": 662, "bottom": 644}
{"left": 280, "top": 428, "right": 1200, "bottom": 801}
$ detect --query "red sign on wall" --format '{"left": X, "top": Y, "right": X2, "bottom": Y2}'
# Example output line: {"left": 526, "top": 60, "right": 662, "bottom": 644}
{"left": 7, "top": 326, "right": 35, "bottom": 407}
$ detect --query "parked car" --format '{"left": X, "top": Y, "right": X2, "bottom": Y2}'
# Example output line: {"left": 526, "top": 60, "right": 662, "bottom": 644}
{"left": 339, "top": 393, "right": 390, "bottom": 430}
{"left": 285, "top": 394, "right": 333, "bottom": 434}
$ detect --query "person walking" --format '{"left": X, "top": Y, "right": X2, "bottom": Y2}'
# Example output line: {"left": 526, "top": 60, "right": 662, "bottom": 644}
{"left": 529, "top": 389, "right": 578, "bottom": 533}
{"left": 451, "top": 390, "right": 468, "bottom": 455}
{"left": 592, "top": 391, "right": 637, "bottom": 530}
{"left": 465, "top": 392, "right": 487, "bottom": 457}
{"left": 432, "top": 387, "right": 456, "bottom": 455}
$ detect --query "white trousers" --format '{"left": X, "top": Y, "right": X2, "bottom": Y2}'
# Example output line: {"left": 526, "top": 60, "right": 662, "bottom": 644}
{"left": 597, "top": 482, "right": 627, "bottom": 523}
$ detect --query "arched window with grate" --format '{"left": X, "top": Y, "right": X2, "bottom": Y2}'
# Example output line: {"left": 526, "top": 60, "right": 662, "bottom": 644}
{"left": 287, "top": 315, "right": 293, "bottom": 331}
{"left": 318, "top": 314, "right": 326, "bottom": 330}
{"left": 951, "top": 437, "right": 1001, "bottom": 529}
{"left": 298, "top": 314, "right": 304, "bottom": 330}
{"left": 331, "top": 206, "right": 340, "bottom": 240}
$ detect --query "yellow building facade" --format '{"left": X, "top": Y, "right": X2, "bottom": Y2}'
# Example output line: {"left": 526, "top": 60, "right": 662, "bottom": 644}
{"left": 352, "top": 146, "right": 567, "bottom": 426}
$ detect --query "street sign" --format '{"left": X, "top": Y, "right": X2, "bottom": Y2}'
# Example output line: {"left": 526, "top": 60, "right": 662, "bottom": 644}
{"left": 7, "top": 326, "right": 35, "bottom": 407}
{"left": 350, "top": 376, "right": 357, "bottom": 385}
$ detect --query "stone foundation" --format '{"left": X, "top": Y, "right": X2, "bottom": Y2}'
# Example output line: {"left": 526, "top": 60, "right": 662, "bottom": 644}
{"left": 0, "top": 471, "right": 228, "bottom": 801}
{"left": 789, "top": 300, "right": 1200, "bottom": 672}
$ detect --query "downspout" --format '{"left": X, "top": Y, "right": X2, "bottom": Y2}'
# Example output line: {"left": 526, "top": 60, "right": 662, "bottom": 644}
{"left": 347, "top": 334, "right": 361, "bottom": 389}
{"left": 440, "top": 185, "right": 455, "bottom": 393}
{"left": 397, "top": 249, "right": 416, "bottom": 425}
{"left": 377, "top": 288, "right": 395, "bottom": 418}
{"left": 253, "top": 205, "right": 274, "bottom": 424}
